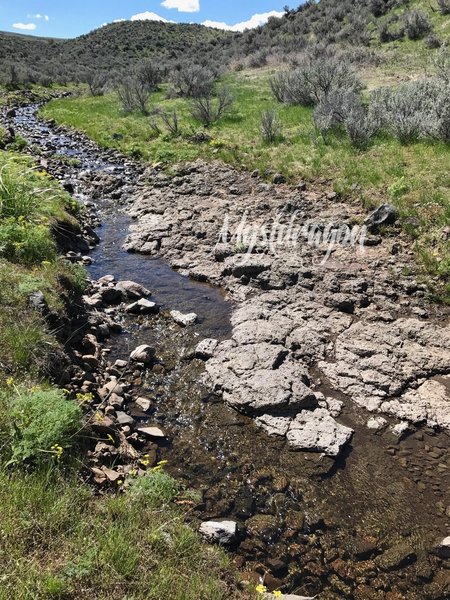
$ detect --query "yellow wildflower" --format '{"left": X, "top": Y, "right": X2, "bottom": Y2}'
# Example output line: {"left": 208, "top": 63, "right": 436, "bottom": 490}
{"left": 256, "top": 584, "right": 268, "bottom": 594}
{"left": 273, "top": 592, "right": 283, "bottom": 598}
{"left": 6, "top": 377, "right": 14, "bottom": 387}
{"left": 51, "top": 444, "right": 64, "bottom": 460}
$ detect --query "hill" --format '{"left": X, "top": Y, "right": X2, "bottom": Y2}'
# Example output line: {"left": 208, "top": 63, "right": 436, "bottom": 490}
{"left": 0, "top": 21, "right": 234, "bottom": 85}
{"left": 1, "top": 0, "right": 449, "bottom": 85}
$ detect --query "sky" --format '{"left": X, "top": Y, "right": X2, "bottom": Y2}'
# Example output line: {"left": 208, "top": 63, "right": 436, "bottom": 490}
{"left": 0, "top": 1, "right": 289, "bottom": 38}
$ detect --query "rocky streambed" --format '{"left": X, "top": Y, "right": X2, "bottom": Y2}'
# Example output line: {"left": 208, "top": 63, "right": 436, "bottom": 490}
{"left": 2, "top": 103, "right": 449, "bottom": 599}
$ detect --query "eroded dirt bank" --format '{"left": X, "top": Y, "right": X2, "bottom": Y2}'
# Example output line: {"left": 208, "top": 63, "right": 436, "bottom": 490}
{"left": 2, "top": 104, "right": 449, "bottom": 599}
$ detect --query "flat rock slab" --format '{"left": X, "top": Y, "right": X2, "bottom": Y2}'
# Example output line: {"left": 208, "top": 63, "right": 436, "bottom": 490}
{"left": 286, "top": 409, "right": 354, "bottom": 457}
{"left": 136, "top": 426, "right": 165, "bottom": 439}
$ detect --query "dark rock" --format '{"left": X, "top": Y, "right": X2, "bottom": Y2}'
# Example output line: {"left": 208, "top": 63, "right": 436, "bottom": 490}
{"left": 365, "top": 204, "right": 398, "bottom": 232}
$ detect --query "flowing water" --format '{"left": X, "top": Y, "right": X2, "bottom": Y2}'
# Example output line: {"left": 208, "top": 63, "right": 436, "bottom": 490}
{"left": 8, "top": 104, "right": 450, "bottom": 599}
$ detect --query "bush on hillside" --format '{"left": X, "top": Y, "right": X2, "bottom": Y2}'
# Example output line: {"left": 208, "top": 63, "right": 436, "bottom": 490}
{"left": 403, "top": 10, "right": 432, "bottom": 40}
{"left": 1, "top": 387, "right": 82, "bottom": 466}
{"left": 314, "top": 89, "right": 377, "bottom": 148}
{"left": 85, "top": 71, "right": 108, "bottom": 96}
{"left": 170, "top": 64, "right": 219, "bottom": 98}
{"left": 270, "top": 55, "right": 362, "bottom": 107}
{"left": 437, "top": 0, "right": 450, "bottom": 15}
{"left": 116, "top": 78, "right": 151, "bottom": 114}
{"left": 370, "top": 79, "right": 450, "bottom": 144}
{"left": 190, "top": 86, "right": 234, "bottom": 127}
{"left": 134, "top": 60, "right": 162, "bottom": 91}
{"left": 260, "top": 109, "right": 283, "bottom": 143}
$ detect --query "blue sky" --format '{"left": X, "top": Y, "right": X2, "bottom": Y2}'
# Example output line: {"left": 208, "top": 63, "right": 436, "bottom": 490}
{"left": 0, "top": 1, "right": 288, "bottom": 38}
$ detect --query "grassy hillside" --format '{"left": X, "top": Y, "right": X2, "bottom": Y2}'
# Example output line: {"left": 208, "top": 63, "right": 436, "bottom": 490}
{"left": 0, "top": 21, "right": 233, "bottom": 85}
{"left": 2, "top": 0, "right": 450, "bottom": 86}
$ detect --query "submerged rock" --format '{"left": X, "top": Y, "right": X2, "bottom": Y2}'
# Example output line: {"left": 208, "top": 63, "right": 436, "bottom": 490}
{"left": 170, "top": 310, "right": 198, "bottom": 327}
{"left": 287, "top": 409, "right": 354, "bottom": 457}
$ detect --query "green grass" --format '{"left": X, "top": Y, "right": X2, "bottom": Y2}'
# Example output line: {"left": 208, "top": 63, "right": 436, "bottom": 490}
{"left": 42, "top": 70, "right": 450, "bottom": 301}
{"left": 0, "top": 151, "right": 85, "bottom": 376}
{"left": 0, "top": 465, "right": 239, "bottom": 600}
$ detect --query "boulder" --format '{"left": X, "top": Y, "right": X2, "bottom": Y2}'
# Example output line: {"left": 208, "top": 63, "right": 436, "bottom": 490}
{"left": 130, "top": 345, "right": 156, "bottom": 364}
{"left": 135, "top": 397, "right": 152, "bottom": 412}
{"left": 287, "top": 409, "right": 354, "bottom": 457}
{"left": 116, "top": 280, "right": 151, "bottom": 300}
{"left": 367, "top": 416, "right": 388, "bottom": 431}
{"left": 392, "top": 422, "right": 410, "bottom": 439}
{"left": 170, "top": 310, "right": 198, "bottom": 327}
{"left": 136, "top": 426, "right": 165, "bottom": 439}
{"left": 116, "top": 412, "right": 136, "bottom": 427}
{"left": 364, "top": 203, "right": 397, "bottom": 232}
{"left": 199, "top": 520, "right": 238, "bottom": 545}
{"left": 125, "top": 299, "right": 159, "bottom": 315}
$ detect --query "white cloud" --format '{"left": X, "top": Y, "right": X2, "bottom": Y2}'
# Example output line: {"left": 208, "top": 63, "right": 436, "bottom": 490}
{"left": 130, "top": 11, "right": 174, "bottom": 23}
{"left": 161, "top": 0, "right": 200, "bottom": 13}
{"left": 27, "top": 13, "right": 50, "bottom": 21}
{"left": 13, "top": 22, "right": 37, "bottom": 31}
{"left": 202, "top": 10, "right": 283, "bottom": 32}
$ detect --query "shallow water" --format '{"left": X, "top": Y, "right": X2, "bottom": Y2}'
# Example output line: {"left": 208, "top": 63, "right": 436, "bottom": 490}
{"left": 13, "top": 104, "right": 232, "bottom": 340}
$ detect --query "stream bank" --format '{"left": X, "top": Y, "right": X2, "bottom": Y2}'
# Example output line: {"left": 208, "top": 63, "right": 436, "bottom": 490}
{"left": 2, "top": 103, "right": 449, "bottom": 600}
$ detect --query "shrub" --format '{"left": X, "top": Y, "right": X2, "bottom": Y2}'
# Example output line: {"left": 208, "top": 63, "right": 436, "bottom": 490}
{"left": 434, "top": 47, "right": 450, "bottom": 85}
{"left": 425, "top": 34, "right": 442, "bottom": 49}
{"left": 1, "top": 387, "right": 82, "bottom": 466}
{"left": 403, "top": 10, "right": 432, "bottom": 40}
{"left": 170, "top": 65, "right": 218, "bottom": 98}
{"left": 190, "top": 86, "right": 234, "bottom": 127}
{"left": 116, "top": 78, "right": 151, "bottom": 114}
{"left": 345, "top": 105, "right": 377, "bottom": 149}
{"left": 134, "top": 60, "right": 162, "bottom": 91}
{"left": 85, "top": 71, "right": 108, "bottom": 96}
{"left": 370, "top": 81, "right": 436, "bottom": 143}
{"left": 0, "top": 219, "right": 56, "bottom": 264}
{"left": 127, "top": 470, "right": 180, "bottom": 507}
{"left": 370, "top": 0, "right": 389, "bottom": 17}
{"left": 270, "top": 56, "right": 361, "bottom": 107}
{"left": 260, "top": 109, "right": 283, "bottom": 143}
{"left": 437, "top": 0, "right": 450, "bottom": 14}
{"left": 161, "top": 110, "right": 182, "bottom": 137}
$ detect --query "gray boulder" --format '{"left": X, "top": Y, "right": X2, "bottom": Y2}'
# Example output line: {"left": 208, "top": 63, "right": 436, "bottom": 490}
{"left": 199, "top": 520, "right": 238, "bottom": 545}
{"left": 130, "top": 345, "right": 156, "bottom": 364}
{"left": 170, "top": 310, "right": 197, "bottom": 327}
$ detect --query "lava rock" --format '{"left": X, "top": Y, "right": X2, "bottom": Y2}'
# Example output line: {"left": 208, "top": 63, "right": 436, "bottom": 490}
{"left": 365, "top": 204, "right": 398, "bottom": 232}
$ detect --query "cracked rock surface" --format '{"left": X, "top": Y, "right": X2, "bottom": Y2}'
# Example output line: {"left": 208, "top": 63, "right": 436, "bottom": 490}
{"left": 125, "top": 160, "right": 450, "bottom": 458}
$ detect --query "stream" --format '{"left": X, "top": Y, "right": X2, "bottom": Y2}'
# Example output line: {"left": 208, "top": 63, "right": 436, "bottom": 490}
{"left": 5, "top": 103, "right": 450, "bottom": 600}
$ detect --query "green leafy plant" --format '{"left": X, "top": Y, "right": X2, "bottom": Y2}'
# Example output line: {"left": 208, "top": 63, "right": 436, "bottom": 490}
{"left": 2, "top": 387, "right": 82, "bottom": 466}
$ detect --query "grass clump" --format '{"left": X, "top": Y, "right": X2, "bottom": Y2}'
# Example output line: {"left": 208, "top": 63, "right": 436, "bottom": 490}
{"left": 0, "top": 465, "right": 239, "bottom": 600}
{"left": 0, "top": 385, "right": 82, "bottom": 466}
{"left": 0, "top": 152, "right": 85, "bottom": 375}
